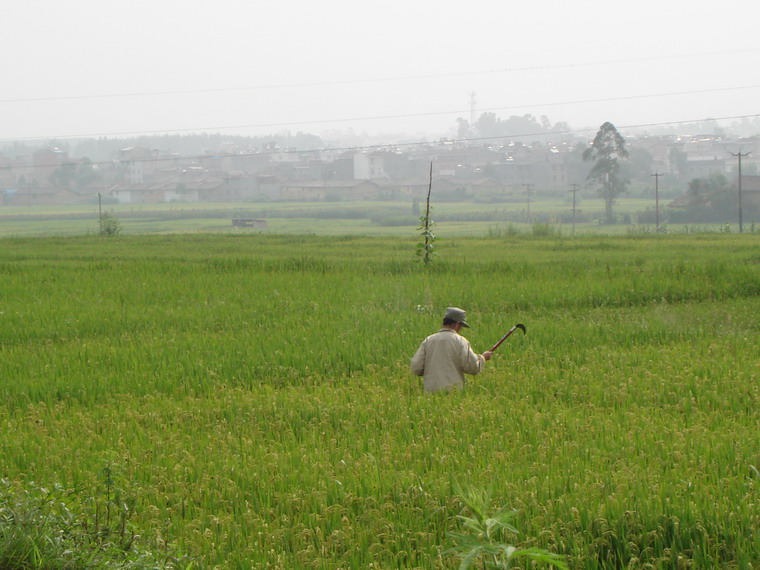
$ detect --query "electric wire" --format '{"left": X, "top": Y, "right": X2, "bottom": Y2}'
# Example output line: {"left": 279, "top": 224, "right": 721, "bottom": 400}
{"left": 2, "top": 84, "right": 758, "bottom": 143}
{"left": 1, "top": 48, "right": 756, "bottom": 105}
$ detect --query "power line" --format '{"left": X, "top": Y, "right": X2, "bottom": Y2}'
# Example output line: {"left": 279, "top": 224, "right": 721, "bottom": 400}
{"left": 3, "top": 84, "right": 759, "bottom": 143}
{"left": 2, "top": 48, "right": 757, "bottom": 105}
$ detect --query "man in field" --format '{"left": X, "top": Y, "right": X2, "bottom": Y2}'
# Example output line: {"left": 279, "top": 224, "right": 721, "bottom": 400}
{"left": 410, "top": 307, "right": 492, "bottom": 392}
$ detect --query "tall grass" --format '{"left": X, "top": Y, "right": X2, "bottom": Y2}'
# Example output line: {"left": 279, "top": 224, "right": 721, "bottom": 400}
{"left": 0, "top": 233, "right": 758, "bottom": 567}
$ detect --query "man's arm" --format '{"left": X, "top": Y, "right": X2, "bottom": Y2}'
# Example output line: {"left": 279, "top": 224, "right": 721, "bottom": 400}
{"left": 410, "top": 341, "right": 426, "bottom": 376}
{"left": 461, "top": 340, "right": 492, "bottom": 375}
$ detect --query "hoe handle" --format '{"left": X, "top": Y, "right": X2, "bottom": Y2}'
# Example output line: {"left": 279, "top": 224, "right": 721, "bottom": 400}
{"left": 489, "top": 323, "right": 526, "bottom": 352}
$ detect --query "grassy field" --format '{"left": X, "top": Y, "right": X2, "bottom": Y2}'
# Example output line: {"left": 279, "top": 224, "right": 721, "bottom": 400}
{"left": 0, "top": 232, "right": 758, "bottom": 568}
{"left": 0, "top": 198, "right": 730, "bottom": 239}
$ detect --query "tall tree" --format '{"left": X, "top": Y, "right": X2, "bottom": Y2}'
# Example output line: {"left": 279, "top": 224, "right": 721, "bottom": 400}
{"left": 474, "top": 112, "right": 500, "bottom": 138}
{"left": 583, "top": 122, "right": 629, "bottom": 224}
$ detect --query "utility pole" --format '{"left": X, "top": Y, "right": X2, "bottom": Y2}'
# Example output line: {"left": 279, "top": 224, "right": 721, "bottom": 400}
{"left": 568, "top": 184, "right": 580, "bottom": 236}
{"left": 729, "top": 150, "right": 750, "bottom": 233}
{"left": 469, "top": 92, "right": 477, "bottom": 128}
{"left": 651, "top": 172, "right": 664, "bottom": 232}
{"left": 523, "top": 183, "right": 534, "bottom": 221}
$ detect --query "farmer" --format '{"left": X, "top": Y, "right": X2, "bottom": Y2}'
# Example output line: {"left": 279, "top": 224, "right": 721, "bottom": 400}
{"left": 410, "top": 307, "right": 492, "bottom": 392}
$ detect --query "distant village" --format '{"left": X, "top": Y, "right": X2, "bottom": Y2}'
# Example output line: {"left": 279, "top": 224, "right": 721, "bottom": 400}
{"left": 1, "top": 132, "right": 760, "bottom": 213}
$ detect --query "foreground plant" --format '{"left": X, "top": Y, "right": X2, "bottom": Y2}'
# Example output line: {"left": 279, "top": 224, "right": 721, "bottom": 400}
{"left": 447, "top": 483, "right": 567, "bottom": 569}
{"left": 416, "top": 161, "right": 437, "bottom": 264}
{"left": 0, "top": 475, "right": 192, "bottom": 569}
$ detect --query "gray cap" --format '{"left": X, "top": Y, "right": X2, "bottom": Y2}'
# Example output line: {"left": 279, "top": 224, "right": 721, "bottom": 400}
{"left": 444, "top": 307, "right": 470, "bottom": 327}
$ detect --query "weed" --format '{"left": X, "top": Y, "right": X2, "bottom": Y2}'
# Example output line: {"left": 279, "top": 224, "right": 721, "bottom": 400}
{"left": 0, "top": 475, "right": 192, "bottom": 568}
{"left": 446, "top": 482, "right": 567, "bottom": 569}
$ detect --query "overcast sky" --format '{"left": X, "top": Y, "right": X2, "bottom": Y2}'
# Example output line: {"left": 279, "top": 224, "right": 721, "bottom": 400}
{"left": 3, "top": 0, "right": 759, "bottom": 143}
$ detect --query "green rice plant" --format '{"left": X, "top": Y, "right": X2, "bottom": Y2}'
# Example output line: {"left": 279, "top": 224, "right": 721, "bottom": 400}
{"left": 0, "top": 233, "right": 758, "bottom": 567}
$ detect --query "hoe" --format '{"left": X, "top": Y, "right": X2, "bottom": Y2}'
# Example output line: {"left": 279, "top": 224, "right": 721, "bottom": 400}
{"left": 489, "top": 323, "right": 526, "bottom": 352}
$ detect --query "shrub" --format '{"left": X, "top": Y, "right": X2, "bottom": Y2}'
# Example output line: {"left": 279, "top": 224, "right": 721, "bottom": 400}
{"left": 99, "top": 212, "right": 122, "bottom": 236}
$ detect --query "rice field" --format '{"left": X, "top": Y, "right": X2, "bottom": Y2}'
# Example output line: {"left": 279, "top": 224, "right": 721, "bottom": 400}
{"left": 0, "top": 198, "right": 712, "bottom": 239}
{"left": 0, "top": 232, "right": 758, "bottom": 568}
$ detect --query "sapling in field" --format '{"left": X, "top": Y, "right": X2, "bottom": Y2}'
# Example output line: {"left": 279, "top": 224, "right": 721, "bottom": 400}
{"left": 446, "top": 482, "right": 567, "bottom": 570}
{"left": 416, "top": 162, "right": 437, "bottom": 264}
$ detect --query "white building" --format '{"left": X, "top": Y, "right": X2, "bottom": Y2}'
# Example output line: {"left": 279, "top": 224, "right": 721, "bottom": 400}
{"left": 353, "top": 152, "right": 389, "bottom": 180}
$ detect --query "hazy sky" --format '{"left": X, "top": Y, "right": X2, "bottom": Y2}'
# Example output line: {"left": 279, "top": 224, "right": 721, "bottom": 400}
{"left": 3, "top": 0, "right": 759, "bottom": 143}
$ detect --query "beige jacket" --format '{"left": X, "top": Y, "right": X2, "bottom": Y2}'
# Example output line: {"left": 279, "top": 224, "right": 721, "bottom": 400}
{"left": 410, "top": 328, "right": 486, "bottom": 392}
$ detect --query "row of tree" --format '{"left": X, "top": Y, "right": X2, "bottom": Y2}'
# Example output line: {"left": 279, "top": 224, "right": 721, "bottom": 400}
{"left": 577, "top": 122, "right": 754, "bottom": 226}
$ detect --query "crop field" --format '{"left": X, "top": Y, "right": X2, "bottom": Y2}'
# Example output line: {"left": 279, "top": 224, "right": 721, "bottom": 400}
{"left": 0, "top": 198, "right": 702, "bottom": 239}
{"left": 0, "top": 232, "right": 758, "bottom": 568}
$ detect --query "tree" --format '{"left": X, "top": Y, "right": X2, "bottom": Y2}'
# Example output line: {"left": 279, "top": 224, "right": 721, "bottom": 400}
{"left": 456, "top": 118, "right": 471, "bottom": 139}
{"left": 682, "top": 173, "right": 738, "bottom": 221}
{"left": 474, "top": 112, "right": 500, "bottom": 138}
{"left": 49, "top": 157, "right": 101, "bottom": 190}
{"left": 501, "top": 114, "right": 543, "bottom": 137}
{"left": 49, "top": 161, "right": 77, "bottom": 188}
{"left": 583, "top": 122, "right": 629, "bottom": 224}
{"left": 688, "top": 172, "right": 729, "bottom": 195}
{"left": 470, "top": 112, "right": 551, "bottom": 141}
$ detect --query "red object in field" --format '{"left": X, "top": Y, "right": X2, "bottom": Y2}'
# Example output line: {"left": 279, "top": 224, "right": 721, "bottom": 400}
{"left": 489, "top": 323, "right": 526, "bottom": 352}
